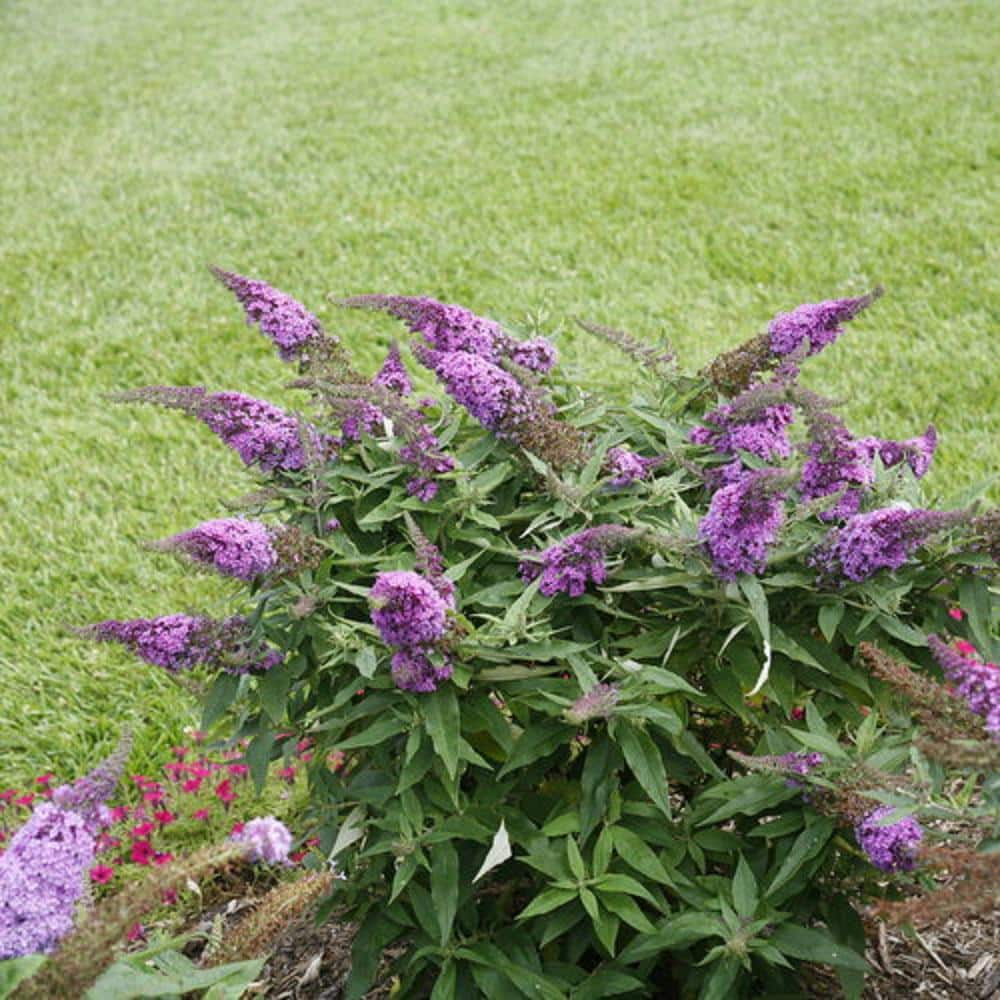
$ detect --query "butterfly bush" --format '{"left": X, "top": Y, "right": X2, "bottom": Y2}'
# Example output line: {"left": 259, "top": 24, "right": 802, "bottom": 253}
{"left": 70, "top": 270, "right": 997, "bottom": 999}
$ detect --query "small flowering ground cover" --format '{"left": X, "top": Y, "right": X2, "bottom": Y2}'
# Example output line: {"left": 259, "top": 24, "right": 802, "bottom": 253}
{"left": 54, "top": 270, "right": 998, "bottom": 999}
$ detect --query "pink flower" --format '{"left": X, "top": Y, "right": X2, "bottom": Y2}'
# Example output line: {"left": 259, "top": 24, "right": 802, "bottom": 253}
{"left": 182, "top": 778, "right": 203, "bottom": 794}
{"left": 130, "top": 840, "right": 155, "bottom": 865}
{"left": 109, "top": 805, "right": 130, "bottom": 823}
{"left": 277, "top": 765, "right": 296, "bottom": 784}
{"left": 948, "top": 607, "right": 964, "bottom": 621}
{"left": 0, "top": 790, "right": 17, "bottom": 803}
{"left": 956, "top": 639, "right": 978, "bottom": 657}
{"left": 95, "top": 833, "right": 120, "bottom": 853}
{"left": 161, "top": 888, "right": 178, "bottom": 904}
{"left": 171, "top": 746, "right": 189, "bottom": 759}
{"left": 131, "top": 822, "right": 155, "bottom": 838}
{"left": 90, "top": 865, "right": 115, "bottom": 885}
{"left": 126, "top": 923, "right": 145, "bottom": 942}
{"left": 153, "top": 852, "right": 173, "bottom": 866}
{"left": 231, "top": 822, "right": 245, "bottom": 835}
{"left": 15, "top": 794, "right": 34, "bottom": 808}
{"left": 153, "top": 810, "right": 176, "bottom": 826}
{"left": 192, "top": 809, "right": 211, "bottom": 821}
{"left": 790, "top": 707, "right": 806, "bottom": 721}
{"left": 142, "top": 789, "right": 165, "bottom": 804}
{"left": 35, "top": 773, "right": 55, "bottom": 786}
{"left": 215, "top": 779, "right": 236, "bottom": 805}
{"left": 227, "top": 763, "right": 250, "bottom": 779}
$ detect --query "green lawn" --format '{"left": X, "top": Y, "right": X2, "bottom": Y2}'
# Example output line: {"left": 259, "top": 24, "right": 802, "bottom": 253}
{"left": 1, "top": 0, "right": 996, "bottom": 785}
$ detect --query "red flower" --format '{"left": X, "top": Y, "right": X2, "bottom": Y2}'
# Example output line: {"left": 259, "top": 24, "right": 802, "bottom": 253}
{"left": 131, "top": 822, "right": 155, "bottom": 838}
{"left": 90, "top": 864, "right": 115, "bottom": 884}
{"left": 15, "top": 794, "right": 34, "bottom": 808}
{"left": 948, "top": 607, "right": 964, "bottom": 621}
{"left": 182, "top": 778, "right": 203, "bottom": 794}
{"left": 130, "top": 840, "right": 155, "bottom": 865}
{"left": 215, "top": 779, "right": 236, "bottom": 805}
{"left": 143, "top": 789, "right": 165, "bottom": 804}
{"left": 35, "top": 773, "right": 55, "bottom": 786}
{"left": 153, "top": 851, "right": 174, "bottom": 866}
{"left": 154, "top": 810, "right": 177, "bottom": 826}
{"left": 126, "top": 923, "right": 145, "bottom": 942}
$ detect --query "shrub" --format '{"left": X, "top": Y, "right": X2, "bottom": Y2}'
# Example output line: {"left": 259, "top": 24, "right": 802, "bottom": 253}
{"left": 75, "top": 273, "right": 998, "bottom": 998}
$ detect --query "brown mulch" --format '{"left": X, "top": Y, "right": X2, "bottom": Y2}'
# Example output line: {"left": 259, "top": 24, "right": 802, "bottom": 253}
{"left": 179, "top": 880, "right": 999, "bottom": 999}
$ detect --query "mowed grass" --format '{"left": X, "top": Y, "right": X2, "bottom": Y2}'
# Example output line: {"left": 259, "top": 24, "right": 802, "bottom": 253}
{"left": 1, "top": 0, "right": 996, "bottom": 785}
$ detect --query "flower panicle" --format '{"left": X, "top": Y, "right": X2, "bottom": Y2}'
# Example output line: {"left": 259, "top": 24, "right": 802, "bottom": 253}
{"left": 573, "top": 317, "right": 674, "bottom": 376}
{"left": 927, "top": 635, "right": 1000, "bottom": 739}
{"left": 50, "top": 731, "right": 133, "bottom": 824}
{"left": 519, "top": 524, "right": 638, "bottom": 597}
{"left": 565, "top": 683, "right": 620, "bottom": 725}
{"left": 768, "top": 286, "right": 883, "bottom": 358}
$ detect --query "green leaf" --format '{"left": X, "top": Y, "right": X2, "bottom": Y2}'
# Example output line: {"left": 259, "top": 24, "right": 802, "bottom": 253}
{"left": 597, "top": 892, "right": 657, "bottom": 933}
{"left": 430, "top": 841, "right": 460, "bottom": 946}
{"left": 258, "top": 661, "right": 291, "bottom": 724}
{"left": 818, "top": 603, "right": 844, "bottom": 643}
{"left": 765, "top": 818, "right": 835, "bottom": 899}
{"left": 770, "top": 924, "right": 869, "bottom": 972}
{"left": 424, "top": 687, "right": 461, "bottom": 780}
{"left": 618, "top": 912, "right": 725, "bottom": 962}
{"left": 245, "top": 729, "right": 275, "bottom": 793}
{"left": 518, "top": 887, "right": 577, "bottom": 921}
{"left": 498, "top": 719, "right": 568, "bottom": 777}
{"left": 610, "top": 826, "right": 676, "bottom": 885}
{"left": 337, "top": 714, "right": 407, "bottom": 750}
{"left": 616, "top": 722, "right": 672, "bottom": 819}
{"left": 580, "top": 736, "right": 620, "bottom": 840}
{"left": 592, "top": 826, "right": 614, "bottom": 877}
{"left": 201, "top": 672, "right": 240, "bottom": 730}
{"left": 0, "top": 955, "right": 47, "bottom": 997}
{"left": 343, "top": 913, "right": 401, "bottom": 1000}
{"left": 567, "top": 837, "right": 587, "bottom": 881}
{"left": 430, "top": 960, "right": 456, "bottom": 1000}
{"left": 731, "top": 855, "right": 758, "bottom": 917}
{"left": 961, "top": 574, "right": 998, "bottom": 661}
{"left": 593, "top": 873, "right": 658, "bottom": 905}
{"left": 355, "top": 645, "right": 378, "bottom": 679}
{"left": 572, "top": 968, "right": 646, "bottom": 1000}
{"left": 696, "top": 777, "right": 799, "bottom": 826}
{"left": 590, "top": 904, "right": 619, "bottom": 956}
{"left": 389, "top": 851, "right": 421, "bottom": 903}
{"left": 699, "top": 956, "right": 741, "bottom": 1000}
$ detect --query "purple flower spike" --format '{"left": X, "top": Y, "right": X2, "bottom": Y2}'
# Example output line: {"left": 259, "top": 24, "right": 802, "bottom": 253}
{"left": 50, "top": 733, "right": 132, "bottom": 829}
{"left": 928, "top": 635, "right": 1000, "bottom": 738}
{"left": 699, "top": 470, "right": 788, "bottom": 580}
{"left": 390, "top": 647, "right": 454, "bottom": 693}
{"left": 0, "top": 804, "right": 97, "bottom": 958}
{"left": 520, "top": 525, "right": 636, "bottom": 597}
{"left": 509, "top": 337, "right": 558, "bottom": 373}
{"left": 855, "top": 806, "right": 923, "bottom": 872}
{"left": 690, "top": 403, "right": 795, "bottom": 464}
{"left": 198, "top": 391, "right": 331, "bottom": 472}
{"left": 605, "top": 447, "right": 662, "bottom": 487}
{"left": 157, "top": 518, "right": 277, "bottom": 581}
{"left": 878, "top": 425, "right": 938, "bottom": 479}
{"left": 373, "top": 343, "right": 413, "bottom": 395}
{"left": 418, "top": 349, "right": 527, "bottom": 433}
{"left": 231, "top": 816, "right": 294, "bottom": 865}
{"left": 341, "top": 295, "right": 505, "bottom": 361}
{"left": 768, "top": 289, "right": 881, "bottom": 358}
{"left": 370, "top": 571, "right": 453, "bottom": 648}
{"left": 810, "top": 507, "right": 967, "bottom": 583}
{"left": 82, "top": 614, "right": 217, "bottom": 672}
{"left": 798, "top": 429, "right": 880, "bottom": 522}
{"left": 212, "top": 268, "right": 323, "bottom": 360}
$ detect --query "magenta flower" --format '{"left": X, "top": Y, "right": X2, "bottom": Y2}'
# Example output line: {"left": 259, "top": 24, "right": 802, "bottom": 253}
{"left": 854, "top": 806, "right": 922, "bottom": 872}
{"left": 231, "top": 816, "right": 294, "bottom": 865}
{"left": 212, "top": 267, "right": 323, "bottom": 360}
{"left": 520, "top": 525, "right": 636, "bottom": 597}
{"left": 156, "top": 518, "right": 277, "bottom": 581}
{"left": 699, "top": 470, "right": 788, "bottom": 580}
{"left": 768, "top": 290, "right": 880, "bottom": 358}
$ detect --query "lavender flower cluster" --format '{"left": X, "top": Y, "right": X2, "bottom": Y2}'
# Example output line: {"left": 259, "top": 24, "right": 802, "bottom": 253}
{"left": 698, "top": 470, "right": 788, "bottom": 580}
{"left": 519, "top": 525, "right": 636, "bottom": 597}
{"left": 157, "top": 518, "right": 277, "bottom": 581}
{"left": 854, "top": 806, "right": 923, "bottom": 872}
{"left": 213, "top": 268, "right": 323, "bottom": 360}
{"left": 768, "top": 291, "right": 879, "bottom": 358}
{"left": 370, "top": 569, "right": 455, "bottom": 693}
{"left": 81, "top": 614, "right": 281, "bottom": 675}
{"left": 810, "top": 508, "right": 966, "bottom": 583}
{"left": 0, "top": 740, "right": 129, "bottom": 958}
{"left": 230, "top": 816, "right": 294, "bottom": 865}
{"left": 690, "top": 402, "right": 795, "bottom": 465}
{"left": 928, "top": 635, "right": 1000, "bottom": 738}
{"left": 605, "top": 447, "right": 662, "bottom": 487}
